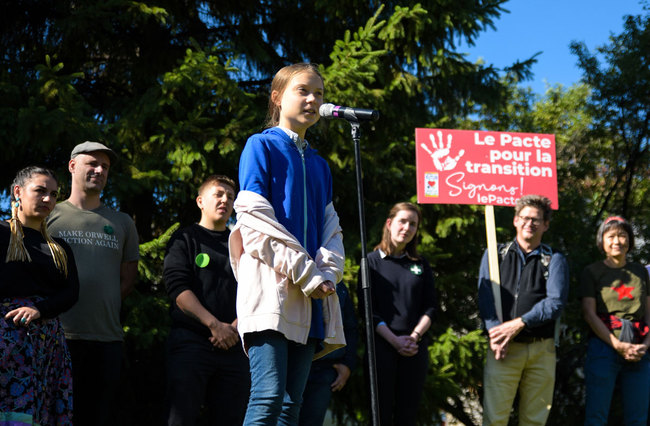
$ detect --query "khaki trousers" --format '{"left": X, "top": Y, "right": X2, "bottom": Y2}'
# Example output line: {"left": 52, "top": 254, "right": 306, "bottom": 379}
{"left": 482, "top": 338, "right": 556, "bottom": 426}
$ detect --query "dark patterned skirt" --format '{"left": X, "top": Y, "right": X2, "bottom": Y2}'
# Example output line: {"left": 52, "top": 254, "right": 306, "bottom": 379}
{"left": 0, "top": 297, "right": 73, "bottom": 425}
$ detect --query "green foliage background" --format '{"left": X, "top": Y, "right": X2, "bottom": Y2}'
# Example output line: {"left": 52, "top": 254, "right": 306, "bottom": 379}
{"left": 2, "top": 1, "right": 650, "bottom": 424}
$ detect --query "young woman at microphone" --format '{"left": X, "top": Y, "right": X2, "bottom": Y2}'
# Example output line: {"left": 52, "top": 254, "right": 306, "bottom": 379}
{"left": 229, "top": 63, "right": 346, "bottom": 425}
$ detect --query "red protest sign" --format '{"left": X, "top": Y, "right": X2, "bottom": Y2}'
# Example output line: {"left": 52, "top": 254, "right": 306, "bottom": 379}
{"left": 415, "top": 128, "right": 558, "bottom": 209}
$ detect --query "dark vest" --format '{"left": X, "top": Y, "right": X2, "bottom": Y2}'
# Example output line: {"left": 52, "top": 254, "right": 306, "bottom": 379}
{"left": 499, "top": 241, "right": 555, "bottom": 340}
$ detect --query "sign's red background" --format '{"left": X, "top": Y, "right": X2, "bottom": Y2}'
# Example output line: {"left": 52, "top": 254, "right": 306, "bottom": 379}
{"left": 415, "top": 128, "right": 558, "bottom": 209}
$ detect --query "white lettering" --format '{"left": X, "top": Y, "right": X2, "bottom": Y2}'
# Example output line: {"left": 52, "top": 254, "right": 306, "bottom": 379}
{"left": 474, "top": 133, "right": 495, "bottom": 146}
{"left": 446, "top": 172, "right": 520, "bottom": 200}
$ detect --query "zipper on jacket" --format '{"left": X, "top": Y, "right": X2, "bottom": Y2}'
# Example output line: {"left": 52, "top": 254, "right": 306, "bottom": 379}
{"left": 294, "top": 137, "right": 308, "bottom": 245}
{"left": 513, "top": 247, "right": 523, "bottom": 317}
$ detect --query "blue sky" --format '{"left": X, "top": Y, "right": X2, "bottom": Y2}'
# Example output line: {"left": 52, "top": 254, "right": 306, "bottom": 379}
{"left": 464, "top": 0, "right": 648, "bottom": 94}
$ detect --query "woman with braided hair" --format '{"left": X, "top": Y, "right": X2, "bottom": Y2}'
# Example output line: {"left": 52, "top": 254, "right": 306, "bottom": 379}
{"left": 0, "top": 166, "right": 79, "bottom": 425}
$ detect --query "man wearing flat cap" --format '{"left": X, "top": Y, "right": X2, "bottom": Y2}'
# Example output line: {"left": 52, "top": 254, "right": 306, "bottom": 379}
{"left": 48, "top": 141, "right": 139, "bottom": 426}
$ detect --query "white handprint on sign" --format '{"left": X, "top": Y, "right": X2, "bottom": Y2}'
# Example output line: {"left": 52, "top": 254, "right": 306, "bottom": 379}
{"left": 420, "top": 130, "right": 465, "bottom": 171}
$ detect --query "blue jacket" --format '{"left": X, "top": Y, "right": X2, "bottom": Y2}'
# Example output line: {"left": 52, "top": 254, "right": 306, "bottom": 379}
{"left": 238, "top": 127, "right": 334, "bottom": 257}
{"left": 238, "top": 127, "right": 336, "bottom": 339}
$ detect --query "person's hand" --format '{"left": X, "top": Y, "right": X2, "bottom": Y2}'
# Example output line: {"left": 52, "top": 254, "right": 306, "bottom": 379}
{"left": 208, "top": 321, "right": 239, "bottom": 350}
{"left": 489, "top": 338, "right": 508, "bottom": 360}
{"left": 5, "top": 306, "right": 41, "bottom": 327}
{"left": 488, "top": 318, "right": 525, "bottom": 360}
{"left": 630, "top": 344, "right": 648, "bottom": 361}
{"left": 615, "top": 341, "right": 648, "bottom": 362}
{"left": 331, "top": 363, "right": 351, "bottom": 392}
{"left": 637, "top": 343, "right": 650, "bottom": 360}
{"left": 310, "top": 280, "right": 336, "bottom": 299}
{"left": 392, "top": 335, "right": 418, "bottom": 357}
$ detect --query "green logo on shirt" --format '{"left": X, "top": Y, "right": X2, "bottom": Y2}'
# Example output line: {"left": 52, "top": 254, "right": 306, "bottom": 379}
{"left": 104, "top": 225, "right": 114, "bottom": 235}
{"left": 195, "top": 253, "right": 210, "bottom": 268}
{"left": 410, "top": 264, "right": 422, "bottom": 275}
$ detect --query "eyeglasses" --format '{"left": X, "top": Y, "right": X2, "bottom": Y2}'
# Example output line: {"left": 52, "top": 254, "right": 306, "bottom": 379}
{"left": 518, "top": 215, "right": 543, "bottom": 226}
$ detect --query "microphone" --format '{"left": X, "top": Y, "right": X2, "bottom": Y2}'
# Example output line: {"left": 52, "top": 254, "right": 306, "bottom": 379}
{"left": 319, "top": 103, "right": 379, "bottom": 122}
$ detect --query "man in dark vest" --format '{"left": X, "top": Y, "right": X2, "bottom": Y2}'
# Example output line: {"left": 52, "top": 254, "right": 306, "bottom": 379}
{"left": 478, "top": 194, "right": 569, "bottom": 425}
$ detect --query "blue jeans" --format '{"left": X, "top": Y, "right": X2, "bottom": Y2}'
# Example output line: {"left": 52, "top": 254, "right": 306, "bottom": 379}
{"left": 243, "top": 331, "right": 316, "bottom": 426}
{"left": 584, "top": 337, "right": 650, "bottom": 426}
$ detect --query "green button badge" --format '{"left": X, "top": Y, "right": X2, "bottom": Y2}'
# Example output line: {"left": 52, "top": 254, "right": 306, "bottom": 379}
{"left": 195, "top": 253, "right": 210, "bottom": 268}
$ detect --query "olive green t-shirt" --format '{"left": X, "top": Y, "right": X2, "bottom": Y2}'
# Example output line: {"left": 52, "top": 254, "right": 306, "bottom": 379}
{"left": 580, "top": 261, "right": 649, "bottom": 333}
{"left": 47, "top": 200, "right": 139, "bottom": 341}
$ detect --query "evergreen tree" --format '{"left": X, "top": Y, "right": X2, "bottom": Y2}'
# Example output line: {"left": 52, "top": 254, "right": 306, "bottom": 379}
{"left": 0, "top": 1, "right": 548, "bottom": 423}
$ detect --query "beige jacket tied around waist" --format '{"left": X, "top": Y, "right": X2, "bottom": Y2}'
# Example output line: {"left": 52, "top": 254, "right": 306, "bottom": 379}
{"left": 228, "top": 190, "right": 346, "bottom": 359}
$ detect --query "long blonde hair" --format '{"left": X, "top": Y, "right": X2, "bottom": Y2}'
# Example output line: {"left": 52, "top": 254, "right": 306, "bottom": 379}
{"left": 7, "top": 166, "right": 68, "bottom": 276}
{"left": 264, "top": 63, "right": 323, "bottom": 129}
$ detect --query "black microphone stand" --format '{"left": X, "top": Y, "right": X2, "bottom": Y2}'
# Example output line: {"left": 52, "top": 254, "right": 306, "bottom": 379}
{"left": 349, "top": 120, "right": 381, "bottom": 426}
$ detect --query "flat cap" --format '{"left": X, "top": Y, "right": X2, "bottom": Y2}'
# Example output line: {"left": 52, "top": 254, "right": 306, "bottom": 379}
{"left": 70, "top": 141, "right": 117, "bottom": 164}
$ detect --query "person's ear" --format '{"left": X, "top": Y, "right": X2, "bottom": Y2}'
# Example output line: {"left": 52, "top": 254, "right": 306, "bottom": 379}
{"left": 271, "top": 90, "right": 282, "bottom": 107}
{"left": 12, "top": 185, "right": 21, "bottom": 203}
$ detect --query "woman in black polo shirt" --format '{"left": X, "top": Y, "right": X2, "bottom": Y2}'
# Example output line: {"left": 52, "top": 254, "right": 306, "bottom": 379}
{"left": 360, "top": 202, "right": 437, "bottom": 426}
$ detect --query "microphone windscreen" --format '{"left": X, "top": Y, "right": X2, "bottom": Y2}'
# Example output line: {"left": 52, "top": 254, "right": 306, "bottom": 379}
{"left": 319, "top": 103, "right": 335, "bottom": 118}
